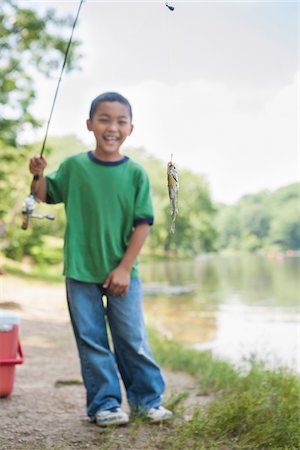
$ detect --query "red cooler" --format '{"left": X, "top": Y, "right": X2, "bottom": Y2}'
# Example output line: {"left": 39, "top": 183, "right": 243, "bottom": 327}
{"left": 0, "top": 311, "right": 24, "bottom": 397}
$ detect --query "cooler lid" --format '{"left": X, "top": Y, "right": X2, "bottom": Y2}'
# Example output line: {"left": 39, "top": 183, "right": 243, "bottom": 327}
{"left": 0, "top": 310, "right": 21, "bottom": 326}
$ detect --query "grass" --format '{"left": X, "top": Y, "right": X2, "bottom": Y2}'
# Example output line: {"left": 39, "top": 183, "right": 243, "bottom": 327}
{"left": 148, "top": 327, "right": 300, "bottom": 450}
{"left": 171, "top": 365, "right": 300, "bottom": 449}
{"left": 2, "top": 258, "right": 64, "bottom": 283}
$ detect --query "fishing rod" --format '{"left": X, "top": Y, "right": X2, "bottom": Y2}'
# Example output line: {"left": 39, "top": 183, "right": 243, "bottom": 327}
{"left": 21, "top": 0, "right": 175, "bottom": 230}
{"left": 21, "top": 0, "right": 85, "bottom": 230}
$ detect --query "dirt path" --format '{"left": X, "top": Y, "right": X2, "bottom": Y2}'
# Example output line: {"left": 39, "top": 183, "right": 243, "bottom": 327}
{"left": 0, "top": 275, "right": 207, "bottom": 450}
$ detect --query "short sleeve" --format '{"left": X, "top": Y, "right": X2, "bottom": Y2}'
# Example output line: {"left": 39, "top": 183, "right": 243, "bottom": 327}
{"left": 45, "top": 162, "right": 66, "bottom": 204}
{"left": 134, "top": 169, "right": 154, "bottom": 227}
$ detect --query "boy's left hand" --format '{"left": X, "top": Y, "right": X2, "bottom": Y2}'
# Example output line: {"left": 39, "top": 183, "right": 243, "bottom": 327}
{"left": 103, "top": 266, "right": 130, "bottom": 297}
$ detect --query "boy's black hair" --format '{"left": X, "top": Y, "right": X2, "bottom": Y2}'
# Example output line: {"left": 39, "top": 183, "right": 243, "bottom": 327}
{"left": 89, "top": 92, "right": 132, "bottom": 120}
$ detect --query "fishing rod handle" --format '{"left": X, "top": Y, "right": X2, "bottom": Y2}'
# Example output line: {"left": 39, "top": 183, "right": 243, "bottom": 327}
{"left": 21, "top": 215, "right": 29, "bottom": 230}
{"left": 31, "top": 174, "right": 40, "bottom": 195}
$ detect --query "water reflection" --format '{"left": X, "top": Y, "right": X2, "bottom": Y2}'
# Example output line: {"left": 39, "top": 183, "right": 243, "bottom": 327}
{"left": 144, "top": 295, "right": 217, "bottom": 344}
{"left": 141, "top": 253, "right": 299, "bottom": 307}
{"left": 141, "top": 254, "right": 300, "bottom": 371}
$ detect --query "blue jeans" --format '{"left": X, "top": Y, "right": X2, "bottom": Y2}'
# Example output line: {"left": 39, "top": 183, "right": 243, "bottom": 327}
{"left": 66, "top": 277, "right": 165, "bottom": 419}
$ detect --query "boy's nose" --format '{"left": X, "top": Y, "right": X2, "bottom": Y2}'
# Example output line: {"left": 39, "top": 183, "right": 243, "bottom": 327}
{"left": 107, "top": 121, "right": 118, "bottom": 131}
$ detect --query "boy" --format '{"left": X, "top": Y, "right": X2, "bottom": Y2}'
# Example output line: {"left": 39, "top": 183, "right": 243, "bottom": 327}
{"left": 29, "top": 92, "right": 172, "bottom": 426}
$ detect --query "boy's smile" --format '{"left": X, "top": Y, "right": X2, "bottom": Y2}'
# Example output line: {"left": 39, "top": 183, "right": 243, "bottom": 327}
{"left": 87, "top": 101, "right": 133, "bottom": 161}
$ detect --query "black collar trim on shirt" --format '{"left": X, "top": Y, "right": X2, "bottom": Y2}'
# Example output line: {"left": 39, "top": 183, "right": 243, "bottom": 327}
{"left": 88, "top": 151, "right": 129, "bottom": 166}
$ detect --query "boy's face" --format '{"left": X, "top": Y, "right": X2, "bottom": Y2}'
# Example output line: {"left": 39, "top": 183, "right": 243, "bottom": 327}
{"left": 86, "top": 101, "right": 133, "bottom": 160}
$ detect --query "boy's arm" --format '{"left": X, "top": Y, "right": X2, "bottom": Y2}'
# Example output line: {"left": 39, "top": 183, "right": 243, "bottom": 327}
{"left": 103, "top": 223, "right": 150, "bottom": 297}
{"left": 29, "top": 156, "right": 48, "bottom": 202}
{"left": 30, "top": 176, "right": 48, "bottom": 202}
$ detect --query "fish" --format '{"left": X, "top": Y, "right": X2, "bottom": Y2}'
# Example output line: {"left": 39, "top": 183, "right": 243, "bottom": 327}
{"left": 167, "top": 155, "right": 179, "bottom": 233}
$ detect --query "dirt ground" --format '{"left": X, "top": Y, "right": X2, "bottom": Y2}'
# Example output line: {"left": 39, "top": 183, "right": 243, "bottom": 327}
{"left": 0, "top": 275, "right": 208, "bottom": 450}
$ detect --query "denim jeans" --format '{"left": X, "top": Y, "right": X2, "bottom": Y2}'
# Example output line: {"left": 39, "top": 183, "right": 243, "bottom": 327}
{"left": 66, "top": 277, "right": 165, "bottom": 419}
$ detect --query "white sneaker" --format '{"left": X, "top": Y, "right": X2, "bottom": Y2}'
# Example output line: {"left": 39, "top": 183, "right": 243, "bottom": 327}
{"left": 146, "top": 406, "right": 173, "bottom": 423}
{"left": 95, "top": 407, "right": 129, "bottom": 427}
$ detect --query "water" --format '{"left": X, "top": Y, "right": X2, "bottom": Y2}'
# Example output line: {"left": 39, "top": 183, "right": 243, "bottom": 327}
{"left": 140, "top": 253, "right": 300, "bottom": 372}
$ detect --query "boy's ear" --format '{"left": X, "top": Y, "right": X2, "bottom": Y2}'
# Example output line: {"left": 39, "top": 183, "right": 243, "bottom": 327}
{"left": 86, "top": 119, "right": 92, "bottom": 131}
{"left": 129, "top": 123, "right": 134, "bottom": 135}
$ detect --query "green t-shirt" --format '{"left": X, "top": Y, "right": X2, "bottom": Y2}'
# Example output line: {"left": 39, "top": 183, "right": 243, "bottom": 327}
{"left": 46, "top": 151, "right": 154, "bottom": 283}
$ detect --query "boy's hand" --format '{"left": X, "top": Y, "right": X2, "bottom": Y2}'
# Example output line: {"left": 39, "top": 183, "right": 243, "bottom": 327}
{"left": 29, "top": 155, "right": 47, "bottom": 176}
{"left": 103, "top": 266, "right": 130, "bottom": 297}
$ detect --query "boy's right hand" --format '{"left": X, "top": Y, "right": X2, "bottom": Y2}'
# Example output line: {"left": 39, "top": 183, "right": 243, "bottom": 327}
{"left": 29, "top": 155, "right": 47, "bottom": 176}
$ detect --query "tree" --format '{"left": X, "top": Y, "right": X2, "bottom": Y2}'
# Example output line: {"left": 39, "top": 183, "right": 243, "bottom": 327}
{"left": 241, "top": 206, "right": 270, "bottom": 239}
{"left": 216, "top": 205, "right": 242, "bottom": 250}
{"left": 0, "top": 0, "right": 81, "bottom": 146}
{"left": 269, "top": 203, "right": 300, "bottom": 250}
{"left": 215, "top": 183, "right": 299, "bottom": 252}
{"left": 0, "top": 1, "right": 81, "bottom": 262}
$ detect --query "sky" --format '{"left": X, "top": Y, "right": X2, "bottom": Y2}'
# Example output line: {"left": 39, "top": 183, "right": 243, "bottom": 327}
{"left": 21, "top": 0, "right": 299, "bottom": 204}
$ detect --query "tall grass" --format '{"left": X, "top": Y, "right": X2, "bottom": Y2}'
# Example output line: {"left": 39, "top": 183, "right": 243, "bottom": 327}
{"left": 148, "top": 327, "right": 300, "bottom": 449}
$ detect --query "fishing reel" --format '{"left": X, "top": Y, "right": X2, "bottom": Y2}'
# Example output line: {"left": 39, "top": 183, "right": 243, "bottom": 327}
{"left": 21, "top": 193, "right": 55, "bottom": 230}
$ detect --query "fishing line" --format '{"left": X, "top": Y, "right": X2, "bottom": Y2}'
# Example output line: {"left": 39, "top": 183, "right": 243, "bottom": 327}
{"left": 39, "top": 0, "right": 84, "bottom": 158}
{"left": 39, "top": 0, "right": 173, "bottom": 157}
{"left": 22, "top": 0, "right": 174, "bottom": 230}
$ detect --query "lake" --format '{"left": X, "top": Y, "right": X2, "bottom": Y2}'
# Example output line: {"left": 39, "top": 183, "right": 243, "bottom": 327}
{"left": 140, "top": 253, "right": 300, "bottom": 373}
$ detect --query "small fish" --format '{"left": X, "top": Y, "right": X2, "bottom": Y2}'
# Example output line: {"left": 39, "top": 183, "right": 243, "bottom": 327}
{"left": 167, "top": 154, "right": 179, "bottom": 233}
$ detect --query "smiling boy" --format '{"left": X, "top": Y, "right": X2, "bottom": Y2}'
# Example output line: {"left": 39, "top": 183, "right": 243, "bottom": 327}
{"left": 29, "top": 92, "right": 172, "bottom": 427}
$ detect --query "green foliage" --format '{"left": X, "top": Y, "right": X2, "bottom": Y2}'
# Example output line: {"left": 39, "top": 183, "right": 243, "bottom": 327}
{"left": 0, "top": 0, "right": 81, "bottom": 146}
{"left": 0, "top": 140, "right": 29, "bottom": 221}
{"left": 216, "top": 184, "right": 300, "bottom": 252}
{"left": 29, "top": 235, "right": 63, "bottom": 264}
{"left": 215, "top": 206, "right": 241, "bottom": 250}
{"left": 0, "top": 140, "right": 38, "bottom": 260}
{"left": 269, "top": 202, "right": 300, "bottom": 250}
